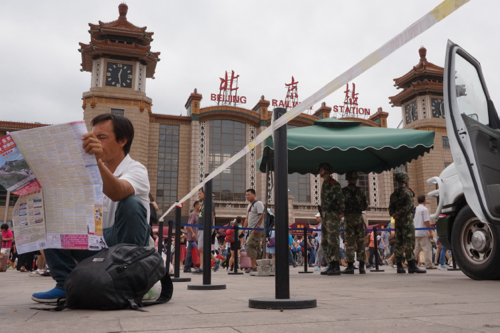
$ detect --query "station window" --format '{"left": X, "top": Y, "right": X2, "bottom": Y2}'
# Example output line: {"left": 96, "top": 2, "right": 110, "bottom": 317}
{"left": 156, "top": 124, "right": 180, "bottom": 218}
{"left": 288, "top": 174, "right": 311, "bottom": 203}
{"left": 111, "top": 109, "right": 125, "bottom": 116}
{"left": 0, "top": 188, "right": 18, "bottom": 207}
{"left": 209, "top": 120, "right": 246, "bottom": 202}
{"left": 442, "top": 136, "right": 450, "bottom": 148}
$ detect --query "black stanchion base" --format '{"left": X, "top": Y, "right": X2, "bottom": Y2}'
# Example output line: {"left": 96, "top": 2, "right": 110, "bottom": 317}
{"left": 447, "top": 268, "right": 461, "bottom": 271}
{"left": 249, "top": 297, "right": 317, "bottom": 309}
{"left": 370, "top": 269, "right": 385, "bottom": 272}
{"left": 298, "top": 271, "right": 313, "bottom": 274}
{"left": 187, "top": 284, "right": 226, "bottom": 290}
{"left": 228, "top": 272, "right": 244, "bottom": 275}
{"left": 169, "top": 273, "right": 174, "bottom": 276}
{"left": 171, "top": 277, "right": 192, "bottom": 282}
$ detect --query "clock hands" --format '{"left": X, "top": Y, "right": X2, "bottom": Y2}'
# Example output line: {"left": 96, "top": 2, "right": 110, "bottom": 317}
{"left": 118, "top": 69, "right": 122, "bottom": 85}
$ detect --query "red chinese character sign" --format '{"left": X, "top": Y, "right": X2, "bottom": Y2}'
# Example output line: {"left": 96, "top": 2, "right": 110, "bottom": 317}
{"left": 211, "top": 70, "right": 247, "bottom": 106}
{"left": 272, "top": 76, "right": 312, "bottom": 111}
{"left": 333, "top": 83, "right": 371, "bottom": 118}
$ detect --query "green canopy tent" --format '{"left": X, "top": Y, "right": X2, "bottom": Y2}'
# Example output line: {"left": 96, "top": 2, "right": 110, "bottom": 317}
{"left": 258, "top": 118, "right": 435, "bottom": 175}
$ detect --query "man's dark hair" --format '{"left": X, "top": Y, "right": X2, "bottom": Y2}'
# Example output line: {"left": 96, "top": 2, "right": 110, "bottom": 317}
{"left": 1, "top": 223, "right": 9, "bottom": 231}
{"left": 246, "top": 188, "right": 256, "bottom": 195}
{"left": 199, "top": 188, "right": 204, "bottom": 193}
{"left": 417, "top": 195, "right": 426, "bottom": 204}
{"left": 236, "top": 216, "right": 243, "bottom": 223}
{"left": 193, "top": 200, "right": 200, "bottom": 208}
{"left": 91, "top": 113, "right": 134, "bottom": 156}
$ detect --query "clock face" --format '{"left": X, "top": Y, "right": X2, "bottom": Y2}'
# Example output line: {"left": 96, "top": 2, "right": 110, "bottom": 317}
{"left": 405, "top": 101, "right": 417, "bottom": 124}
{"left": 105, "top": 62, "right": 133, "bottom": 88}
{"left": 431, "top": 98, "right": 445, "bottom": 118}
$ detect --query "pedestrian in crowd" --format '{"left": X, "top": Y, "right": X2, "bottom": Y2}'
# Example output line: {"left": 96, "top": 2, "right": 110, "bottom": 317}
{"left": 437, "top": 246, "right": 450, "bottom": 270}
{"left": 29, "top": 250, "right": 50, "bottom": 277}
{"left": 340, "top": 171, "right": 368, "bottom": 274}
{"left": 293, "top": 236, "right": 303, "bottom": 265}
{"left": 9, "top": 242, "right": 18, "bottom": 269}
{"left": 314, "top": 213, "right": 327, "bottom": 271}
{"left": 378, "top": 231, "right": 386, "bottom": 262}
{"left": 389, "top": 171, "right": 425, "bottom": 274}
{"left": 33, "top": 114, "right": 153, "bottom": 302}
{"left": 288, "top": 231, "right": 297, "bottom": 267}
{"left": 197, "top": 188, "right": 220, "bottom": 273}
{"left": 381, "top": 226, "right": 391, "bottom": 265}
{"left": 243, "top": 188, "right": 265, "bottom": 273}
{"left": 184, "top": 201, "right": 201, "bottom": 273}
{"left": 307, "top": 231, "right": 317, "bottom": 267}
{"left": 1, "top": 224, "right": 13, "bottom": 258}
{"left": 367, "top": 231, "right": 383, "bottom": 268}
{"left": 266, "top": 225, "right": 276, "bottom": 259}
{"left": 385, "top": 219, "right": 397, "bottom": 268}
{"left": 179, "top": 228, "right": 187, "bottom": 270}
{"left": 226, "top": 220, "right": 239, "bottom": 271}
{"left": 339, "top": 234, "right": 347, "bottom": 267}
{"left": 413, "top": 195, "right": 436, "bottom": 270}
{"left": 317, "top": 163, "right": 345, "bottom": 276}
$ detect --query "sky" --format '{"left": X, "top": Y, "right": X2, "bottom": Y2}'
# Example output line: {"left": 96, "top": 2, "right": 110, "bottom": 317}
{"left": 1, "top": 0, "right": 499, "bottom": 129}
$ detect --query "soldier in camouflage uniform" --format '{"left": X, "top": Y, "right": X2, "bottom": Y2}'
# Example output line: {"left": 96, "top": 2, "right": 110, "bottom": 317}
{"left": 389, "top": 172, "right": 425, "bottom": 274}
{"left": 341, "top": 171, "right": 368, "bottom": 274}
{"left": 318, "top": 163, "right": 345, "bottom": 276}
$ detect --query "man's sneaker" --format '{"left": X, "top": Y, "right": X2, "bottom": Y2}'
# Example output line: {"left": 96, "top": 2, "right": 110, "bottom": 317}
{"left": 213, "top": 259, "right": 221, "bottom": 272}
{"left": 29, "top": 270, "right": 43, "bottom": 277}
{"left": 32, "top": 288, "right": 66, "bottom": 303}
{"left": 314, "top": 266, "right": 321, "bottom": 271}
{"left": 183, "top": 268, "right": 192, "bottom": 273}
{"left": 192, "top": 268, "right": 203, "bottom": 274}
{"left": 438, "top": 264, "right": 448, "bottom": 270}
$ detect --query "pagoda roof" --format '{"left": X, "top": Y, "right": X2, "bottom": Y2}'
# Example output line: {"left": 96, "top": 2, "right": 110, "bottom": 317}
{"left": 79, "top": 4, "right": 159, "bottom": 78}
{"left": 389, "top": 47, "right": 444, "bottom": 106}
{"left": 393, "top": 47, "right": 444, "bottom": 88}
{"left": 389, "top": 79, "right": 443, "bottom": 106}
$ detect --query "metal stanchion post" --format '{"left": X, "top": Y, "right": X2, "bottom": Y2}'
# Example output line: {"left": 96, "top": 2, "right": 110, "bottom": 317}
{"left": 188, "top": 176, "right": 226, "bottom": 290}
{"left": 299, "top": 226, "right": 313, "bottom": 274}
{"left": 158, "top": 221, "right": 164, "bottom": 256}
{"left": 172, "top": 206, "right": 191, "bottom": 282}
{"left": 370, "top": 226, "right": 384, "bottom": 272}
{"left": 228, "top": 223, "right": 243, "bottom": 275}
{"left": 249, "top": 107, "right": 316, "bottom": 309}
{"left": 166, "top": 220, "right": 174, "bottom": 276}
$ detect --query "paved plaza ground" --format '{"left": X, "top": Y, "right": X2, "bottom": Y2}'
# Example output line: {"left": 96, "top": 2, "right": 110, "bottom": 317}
{"left": 2, "top": 265, "right": 500, "bottom": 333}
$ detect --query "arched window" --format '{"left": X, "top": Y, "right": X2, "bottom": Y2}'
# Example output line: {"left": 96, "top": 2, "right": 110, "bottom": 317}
{"left": 209, "top": 120, "right": 246, "bottom": 201}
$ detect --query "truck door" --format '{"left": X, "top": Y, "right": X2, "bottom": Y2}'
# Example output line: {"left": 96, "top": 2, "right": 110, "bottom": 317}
{"left": 445, "top": 41, "right": 500, "bottom": 224}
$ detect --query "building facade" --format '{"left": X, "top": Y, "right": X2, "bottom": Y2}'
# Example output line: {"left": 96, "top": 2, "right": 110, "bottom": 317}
{"left": 0, "top": 6, "right": 448, "bottom": 227}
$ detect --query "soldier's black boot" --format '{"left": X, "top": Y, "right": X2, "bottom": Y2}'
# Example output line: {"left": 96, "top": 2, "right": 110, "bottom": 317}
{"left": 358, "top": 261, "right": 366, "bottom": 274}
{"left": 327, "top": 261, "right": 341, "bottom": 276}
{"left": 396, "top": 262, "right": 406, "bottom": 274}
{"left": 341, "top": 262, "right": 355, "bottom": 274}
{"left": 321, "top": 262, "right": 333, "bottom": 275}
{"left": 408, "top": 260, "right": 426, "bottom": 274}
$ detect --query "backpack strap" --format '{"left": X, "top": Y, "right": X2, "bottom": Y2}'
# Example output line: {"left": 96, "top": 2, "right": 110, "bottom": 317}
{"left": 141, "top": 269, "right": 174, "bottom": 307}
{"left": 30, "top": 297, "right": 67, "bottom": 312}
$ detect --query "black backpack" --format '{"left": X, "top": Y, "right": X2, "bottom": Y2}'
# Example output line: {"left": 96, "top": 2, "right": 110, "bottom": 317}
{"left": 33, "top": 244, "right": 173, "bottom": 311}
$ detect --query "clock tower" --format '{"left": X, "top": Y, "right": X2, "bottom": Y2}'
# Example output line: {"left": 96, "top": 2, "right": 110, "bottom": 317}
{"left": 389, "top": 47, "right": 452, "bottom": 212}
{"left": 79, "top": 3, "right": 160, "bottom": 166}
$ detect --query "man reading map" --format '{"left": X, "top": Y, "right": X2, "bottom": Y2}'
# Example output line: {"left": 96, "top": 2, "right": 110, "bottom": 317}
{"left": 32, "top": 114, "right": 151, "bottom": 303}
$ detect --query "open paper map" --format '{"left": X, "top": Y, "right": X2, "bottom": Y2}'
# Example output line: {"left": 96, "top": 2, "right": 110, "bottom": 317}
{"left": 1, "top": 121, "right": 106, "bottom": 254}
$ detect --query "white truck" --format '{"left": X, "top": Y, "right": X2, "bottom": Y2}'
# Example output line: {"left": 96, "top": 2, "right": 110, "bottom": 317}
{"left": 427, "top": 41, "right": 500, "bottom": 280}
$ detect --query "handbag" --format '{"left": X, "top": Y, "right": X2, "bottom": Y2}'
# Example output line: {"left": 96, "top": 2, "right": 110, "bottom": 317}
{"left": 267, "top": 237, "right": 275, "bottom": 247}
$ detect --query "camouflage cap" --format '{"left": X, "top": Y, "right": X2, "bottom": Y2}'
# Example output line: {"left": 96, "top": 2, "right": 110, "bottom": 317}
{"left": 395, "top": 171, "right": 410, "bottom": 184}
{"left": 317, "top": 163, "right": 333, "bottom": 174}
{"left": 345, "top": 171, "right": 359, "bottom": 181}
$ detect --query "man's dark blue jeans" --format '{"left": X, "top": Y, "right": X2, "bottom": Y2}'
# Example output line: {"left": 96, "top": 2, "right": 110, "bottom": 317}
{"left": 184, "top": 240, "right": 196, "bottom": 270}
{"left": 44, "top": 195, "right": 151, "bottom": 290}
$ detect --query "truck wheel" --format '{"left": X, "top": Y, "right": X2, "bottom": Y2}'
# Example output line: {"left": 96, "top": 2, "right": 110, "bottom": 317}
{"left": 451, "top": 205, "right": 500, "bottom": 280}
